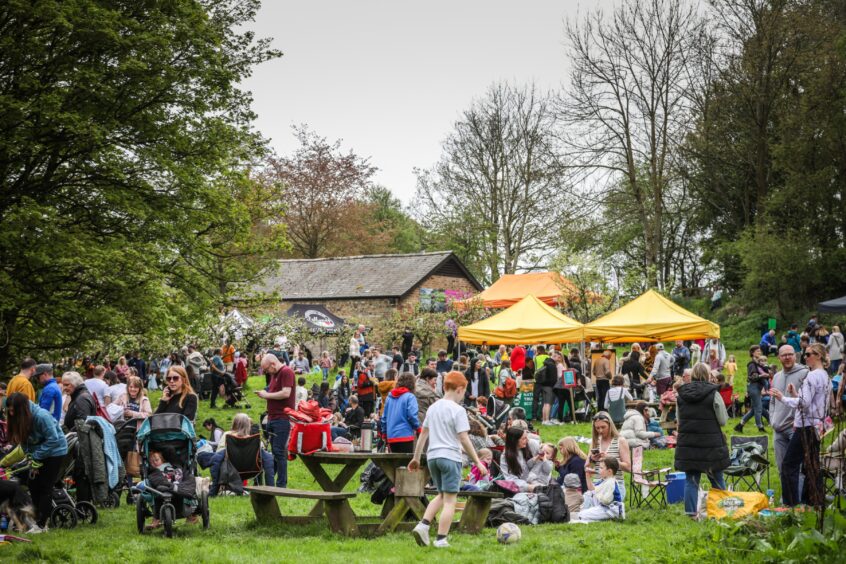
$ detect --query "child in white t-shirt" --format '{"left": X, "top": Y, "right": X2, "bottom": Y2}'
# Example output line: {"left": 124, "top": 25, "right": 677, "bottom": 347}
{"left": 410, "top": 371, "right": 487, "bottom": 549}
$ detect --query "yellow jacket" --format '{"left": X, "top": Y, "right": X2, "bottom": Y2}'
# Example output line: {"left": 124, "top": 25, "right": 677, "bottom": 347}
{"left": 7, "top": 373, "right": 36, "bottom": 402}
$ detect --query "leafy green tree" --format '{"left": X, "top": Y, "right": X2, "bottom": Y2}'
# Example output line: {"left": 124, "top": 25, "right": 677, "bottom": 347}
{"left": 0, "top": 0, "right": 280, "bottom": 370}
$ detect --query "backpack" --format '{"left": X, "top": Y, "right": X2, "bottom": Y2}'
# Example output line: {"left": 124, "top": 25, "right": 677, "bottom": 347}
{"left": 495, "top": 378, "right": 518, "bottom": 400}
{"left": 534, "top": 484, "right": 570, "bottom": 523}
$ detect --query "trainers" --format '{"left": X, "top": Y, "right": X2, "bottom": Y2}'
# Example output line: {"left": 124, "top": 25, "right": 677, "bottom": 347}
{"left": 541, "top": 420, "right": 555, "bottom": 426}
{"left": 433, "top": 538, "right": 450, "bottom": 548}
{"left": 549, "top": 419, "right": 561, "bottom": 425}
{"left": 27, "top": 525, "right": 48, "bottom": 534}
{"left": 733, "top": 424, "right": 743, "bottom": 433}
{"left": 412, "top": 523, "right": 430, "bottom": 547}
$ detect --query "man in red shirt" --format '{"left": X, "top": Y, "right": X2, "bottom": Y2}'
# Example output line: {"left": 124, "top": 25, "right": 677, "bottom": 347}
{"left": 258, "top": 354, "right": 296, "bottom": 487}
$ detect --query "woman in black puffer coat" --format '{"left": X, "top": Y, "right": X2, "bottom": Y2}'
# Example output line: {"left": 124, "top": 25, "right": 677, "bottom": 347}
{"left": 674, "top": 363, "right": 730, "bottom": 517}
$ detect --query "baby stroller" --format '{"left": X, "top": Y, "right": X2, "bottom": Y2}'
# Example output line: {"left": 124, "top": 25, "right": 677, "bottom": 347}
{"left": 115, "top": 417, "right": 145, "bottom": 505}
{"left": 571, "top": 386, "right": 597, "bottom": 422}
{"left": 3, "top": 432, "right": 98, "bottom": 529}
{"left": 220, "top": 372, "right": 250, "bottom": 409}
{"left": 133, "top": 414, "right": 209, "bottom": 537}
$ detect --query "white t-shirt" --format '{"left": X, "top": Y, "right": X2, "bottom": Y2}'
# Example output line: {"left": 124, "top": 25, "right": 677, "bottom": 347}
{"left": 423, "top": 398, "right": 470, "bottom": 463}
{"left": 295, "top": 386, "right": 308, "bottom": 405}
{"left": 105, "top": 383, "right": 127, "bottom": 403}
{"left": 85, "top": 378, "right": 108, "bottom": 405}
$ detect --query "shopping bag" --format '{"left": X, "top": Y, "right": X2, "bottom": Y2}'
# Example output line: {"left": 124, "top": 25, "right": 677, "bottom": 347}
{"left": 706, "top": 489, "right": 768, "bottom": 519}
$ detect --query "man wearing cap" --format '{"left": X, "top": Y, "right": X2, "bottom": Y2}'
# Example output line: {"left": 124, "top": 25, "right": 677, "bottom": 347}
{"left": 7, "top": 357, "right": 37, "bottom": 402}
{"left": 647, "top": 343, "right": 673, "bottom": 395}
{"left": 37, "top": 364, "right": 62, "bottom": 422}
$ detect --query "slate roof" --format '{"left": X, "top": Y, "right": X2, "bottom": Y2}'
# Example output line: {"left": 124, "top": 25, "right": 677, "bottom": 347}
{"left": 253, "top": 251, "right": 483, "bottom": 300}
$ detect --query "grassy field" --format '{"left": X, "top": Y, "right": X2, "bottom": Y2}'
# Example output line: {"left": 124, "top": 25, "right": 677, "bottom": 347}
{"left": 2, "top": 350, "right": 806, "bottom": 563}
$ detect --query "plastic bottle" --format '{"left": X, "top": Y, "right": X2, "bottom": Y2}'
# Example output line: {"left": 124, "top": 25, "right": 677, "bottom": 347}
{"left": 766, "top": 488, "right": 775, "bottom": 507}
{"left": 0, "top": 514, "right": 8, "bottom": 532}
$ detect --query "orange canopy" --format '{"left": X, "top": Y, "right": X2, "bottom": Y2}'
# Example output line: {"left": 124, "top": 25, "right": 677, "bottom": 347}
{"left": 453, "top": 272, "right": 576, "bottom": 310}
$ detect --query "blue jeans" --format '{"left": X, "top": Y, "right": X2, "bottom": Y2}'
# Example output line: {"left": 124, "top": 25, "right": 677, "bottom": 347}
{"left": 268, "top": 418, "right": 291, "bottom": 487}
{"left": 830, "top": 359, "right": 842, "bottom": 376}
{"left": 322, "top": 368, "right": 329, "bottom": 382}
{"left": 741, "top": 382, "right": 768, "bottom": 428}
{"left": 683, "top": 471, "right": 725, "bottom": 515}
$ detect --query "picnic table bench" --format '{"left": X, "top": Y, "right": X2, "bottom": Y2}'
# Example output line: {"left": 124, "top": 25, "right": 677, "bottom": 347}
{"left": 424, "top": 489, "right": 503, "bottom": 533}
{"left": 246, "top": 486, "right": 359, "bottom": 535}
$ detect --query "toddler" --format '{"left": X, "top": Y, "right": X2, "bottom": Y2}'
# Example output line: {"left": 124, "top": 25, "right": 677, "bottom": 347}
{"left": 562, "top": 473, "right": 585, "bottom": 515}
{"left": 468, "top": 448, "right": 493, "bottom": 484}
{"left": 475, "top": 396, "right": 488, "bottom": 416}
{"left": 527, "top": 443, "right": 556, "bottom": 486}
{"left": 725, "top": 354, "right": 737, "bottom": 386}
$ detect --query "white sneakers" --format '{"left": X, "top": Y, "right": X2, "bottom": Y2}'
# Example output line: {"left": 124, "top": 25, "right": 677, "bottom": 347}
{"left": 27, "top": 525, "right": 48, "bottom": 534}
{"left": 412, "top": 523, "right": 430, "bottom": 546}
{"left": 413, "top": 523, "right": 449, "bottom": 548}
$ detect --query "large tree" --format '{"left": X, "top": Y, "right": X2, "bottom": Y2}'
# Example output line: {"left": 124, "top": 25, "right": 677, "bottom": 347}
{"left": 0, "top": 0, "right": 279, "bottom": 370}
{"left": 264, "top": 126, "right": 377, "bottom": 259}
{"left": 562, "top": 0, "right": 705, "bottom": 289}
{"left": 414, "top": 83, "right": 570, "bottom": 284}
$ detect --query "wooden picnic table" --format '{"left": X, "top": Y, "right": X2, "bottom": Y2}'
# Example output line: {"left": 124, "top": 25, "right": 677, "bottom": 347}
{"left": 659, "top": 401, "right": 677, "bottom": 430}
{"left": 300, "top": 451, "right": 429, "bottom": 536}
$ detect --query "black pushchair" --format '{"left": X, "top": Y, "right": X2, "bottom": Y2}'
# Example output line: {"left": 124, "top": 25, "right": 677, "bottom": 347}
{"left": 133, "top": 414, "right": 209, "bottom": 537}
{"left": 2, "top": 432, "right": 99, "bottom": 529}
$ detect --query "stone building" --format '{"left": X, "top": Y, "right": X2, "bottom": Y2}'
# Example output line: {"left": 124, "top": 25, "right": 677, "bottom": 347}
{"left": 251, "top": 251, "right": 483, "bottom": 325}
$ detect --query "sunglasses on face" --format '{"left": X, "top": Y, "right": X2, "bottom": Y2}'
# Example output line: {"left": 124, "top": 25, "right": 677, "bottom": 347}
{"left": 166, "top": 375, "right": 181, "bottom": 382}
{"left": 806, "top": 351, "right": 819, "bottom": 357}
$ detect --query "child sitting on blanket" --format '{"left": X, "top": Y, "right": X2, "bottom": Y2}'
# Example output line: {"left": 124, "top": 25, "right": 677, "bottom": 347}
{"left": 526, "top": 443, "right": 556, "bottom": 486}
{"left": 574, "top": 456, "right": 625, "bottom": 523}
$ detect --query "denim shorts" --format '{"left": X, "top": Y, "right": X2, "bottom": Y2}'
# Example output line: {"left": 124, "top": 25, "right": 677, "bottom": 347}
{"left": 427, "top": 458, "right": 463, "bottom": 493}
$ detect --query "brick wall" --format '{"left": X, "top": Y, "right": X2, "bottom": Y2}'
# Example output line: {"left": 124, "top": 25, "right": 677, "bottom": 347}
{"left": 280, "top": 298, "right": 397, "bottom": 326}
{"left": 398, "top": 273, "right": 479, "bottom": 310}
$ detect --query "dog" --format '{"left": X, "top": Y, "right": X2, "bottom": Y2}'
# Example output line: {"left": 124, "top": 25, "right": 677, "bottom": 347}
{"left": 0, "top": 480, "right": 37, "bottom": 532}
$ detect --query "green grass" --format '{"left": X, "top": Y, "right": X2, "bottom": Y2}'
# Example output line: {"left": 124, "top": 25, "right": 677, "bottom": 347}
{"left": 3, "top": 360, "right": 792, "bottom": 563}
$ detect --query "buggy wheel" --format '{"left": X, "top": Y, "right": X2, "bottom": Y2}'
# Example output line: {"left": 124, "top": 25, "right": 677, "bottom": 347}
{"left": 136, "top": 495, "right": 146, "bottom": 534}
{"left": 50, "top": 505, "right": 79, "bottom": 529}
{"left": 76, "top": 501, "right": 98, "bottom": 525}
{"left": 201, "top": 492, "right": 210, "bottom": 530}
{"left": 101, "top": 491, "right": 121, "bottom": 509}
{"left": 161, "top": 503, "right": 175, "bottom": 538}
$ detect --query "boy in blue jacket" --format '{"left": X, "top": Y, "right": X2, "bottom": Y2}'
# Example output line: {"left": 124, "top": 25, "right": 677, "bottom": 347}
{"left": 380, "top": 372, "right": 420, "bottom": 453}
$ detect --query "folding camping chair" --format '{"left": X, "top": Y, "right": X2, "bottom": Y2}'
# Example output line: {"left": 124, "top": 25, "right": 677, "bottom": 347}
{"left": 571, "top": 386, "right": 596, "bottom": 423}
{"left": 628, "top": 445, "right": 670, "bottom": 509}
{"left": 725, "top": 436, "right": 770, "bottom": 493}
{"left": 222, "top": 434, "right": 265, "bottom": 490}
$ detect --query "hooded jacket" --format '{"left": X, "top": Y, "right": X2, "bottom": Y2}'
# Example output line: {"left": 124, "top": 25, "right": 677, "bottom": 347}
{"left": 674, "top": 382, "right": 729, "bottom": 474}
{"left": 770, "top": 364, "right": 808, "bottom": 433}
{"left": 620, "top": 409, "right": 659, "bottom": 449}
{"left": 22, "top": 401, "right": 68, "bottom": 461}
{"left": 414, "top": 378, "right": 439, "bottom": 424}
{"left": 380, "top": 387, "right": 420, "bottom": 443}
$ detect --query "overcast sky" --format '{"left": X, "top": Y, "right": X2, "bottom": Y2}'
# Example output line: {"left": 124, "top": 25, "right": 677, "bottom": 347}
{"left": 242, "top": 1, "right": 614, "bottom": 203}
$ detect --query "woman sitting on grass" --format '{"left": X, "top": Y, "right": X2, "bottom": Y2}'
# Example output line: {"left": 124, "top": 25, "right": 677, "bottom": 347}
{"left": 499, "top": 427, "right": 542, "bottom": 492}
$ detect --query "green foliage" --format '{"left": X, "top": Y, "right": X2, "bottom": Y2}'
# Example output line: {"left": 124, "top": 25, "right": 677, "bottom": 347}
{"left": 714, "top": 510, "right": 846, "bottom": 563}
{"left": 0, "top": 0, "right": 280, "bottom": 370}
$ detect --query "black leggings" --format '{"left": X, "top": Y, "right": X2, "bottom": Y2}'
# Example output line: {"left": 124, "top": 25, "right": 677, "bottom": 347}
{"left": 30, "top": 455, "right": 64, "bottom": 527}
{"left": 553, "top": 389, "right": 572, "bottom": 422}
{"left": 388, "top": 441, "right": 415, "bottom": 454}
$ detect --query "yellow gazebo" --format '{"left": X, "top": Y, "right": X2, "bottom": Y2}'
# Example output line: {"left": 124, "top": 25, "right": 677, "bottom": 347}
{"left": 583, "top": 289, "right": 720, "bottom": 343}
{"left": 458, "top": 294, "right": 584, "bottom": 345}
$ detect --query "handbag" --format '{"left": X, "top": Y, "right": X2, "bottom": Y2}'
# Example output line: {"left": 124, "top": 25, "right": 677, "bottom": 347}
{"left": 126, "top": 451, "right": 141, "bottom": 477}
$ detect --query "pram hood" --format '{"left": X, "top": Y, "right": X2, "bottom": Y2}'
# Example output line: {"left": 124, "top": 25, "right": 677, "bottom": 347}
{"left": 136, "top": 414, "right": 196, "bottom": 444}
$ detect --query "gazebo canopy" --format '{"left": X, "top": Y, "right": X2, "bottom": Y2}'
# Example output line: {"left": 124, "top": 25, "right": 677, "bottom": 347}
{"left": 583, "top": 290, "right": 720, "bottom": 343}
{"left": 818, "top": 295, "right": 846, "bottom": 313}
{"left": 458, "top": 294, "right": 584, "bottom": 345}
{"left": 453, "top": 271, "right": 577, "bottom": 310}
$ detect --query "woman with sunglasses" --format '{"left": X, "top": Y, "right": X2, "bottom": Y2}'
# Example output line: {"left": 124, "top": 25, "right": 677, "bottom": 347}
{"left": 770, "top": 343, "right": 830, "bottom": 507}
{"left": 155, "top": 366, "right": 198, "bottom": 422}
{"left": 587, "top": 411, "right": 630, "bottom": 497}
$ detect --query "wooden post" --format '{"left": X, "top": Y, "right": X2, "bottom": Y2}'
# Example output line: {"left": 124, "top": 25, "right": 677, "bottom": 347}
{"left": 250, "top": 492, "right": 282, "bottom": 524}
{"left": 457, "top": 497, "right": 492, "bottom": 534}
{"left": 325, "top": 500, "right": 359, "bottom": 536}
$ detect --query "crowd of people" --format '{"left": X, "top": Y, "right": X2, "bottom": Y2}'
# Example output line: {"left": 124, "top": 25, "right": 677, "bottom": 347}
{"left": 0, "top": 312, "right": 844, "bottom": 542}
